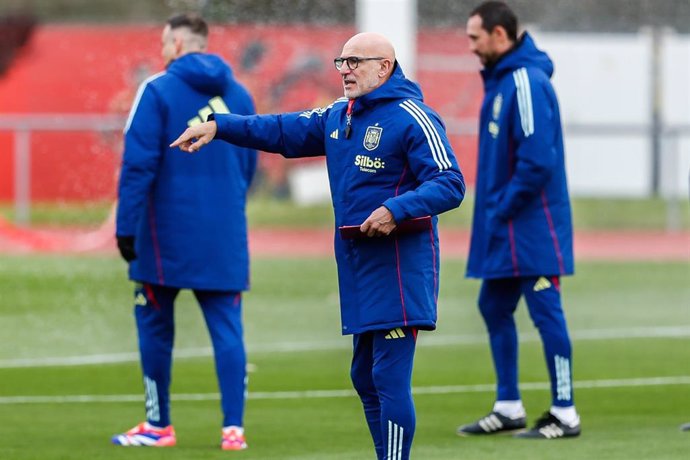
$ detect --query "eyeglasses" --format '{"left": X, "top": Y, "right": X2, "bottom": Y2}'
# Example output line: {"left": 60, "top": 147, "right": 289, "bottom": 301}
{"left": 333, "top": 56, "right": 385, "bottom": 71}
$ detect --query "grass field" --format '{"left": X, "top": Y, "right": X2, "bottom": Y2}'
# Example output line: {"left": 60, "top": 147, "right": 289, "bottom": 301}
{"left": 2, "top": 195, "right": 689, "bottom": 230}
{"left": 0, "top": 254, "right": 689, "bottom": 459}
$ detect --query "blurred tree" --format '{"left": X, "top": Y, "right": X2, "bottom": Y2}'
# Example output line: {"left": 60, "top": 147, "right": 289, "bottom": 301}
{"left": 419, "top": 0, "right": 690, "bottom": 32}
{"left": 1, "top": 0, "right": 689, "bottom": 32}
{"left": 0, "top": 14, "right": 35, "bottom": 77}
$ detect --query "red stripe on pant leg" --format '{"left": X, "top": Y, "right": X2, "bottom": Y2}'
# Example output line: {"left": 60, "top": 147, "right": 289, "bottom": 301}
{"left": 144, "top": 283, "right": 161, "bottom": 310}
{"left": 551, "top": 276, "right": 560, "bottom": 292}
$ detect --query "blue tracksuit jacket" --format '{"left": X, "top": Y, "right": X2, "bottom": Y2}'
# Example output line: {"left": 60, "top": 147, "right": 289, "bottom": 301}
{"left": 466, "top": 33, "right": 574, "bottom": 279}
{"left": 116, "top": 53, "right": 257, "bottom": 291}
{"left": 213, "top": 64, "right": 465, "bottom": 334}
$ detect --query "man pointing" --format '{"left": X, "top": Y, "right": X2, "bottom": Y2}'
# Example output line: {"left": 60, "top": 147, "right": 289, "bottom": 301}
{"left": 173, "top": 32, "right": 465, "bottom": 459}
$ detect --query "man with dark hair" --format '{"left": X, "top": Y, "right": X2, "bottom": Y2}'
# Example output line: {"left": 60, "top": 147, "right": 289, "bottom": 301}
{"left": 171, "top": 31, "right": 465, "bottom": 460}
{"left": 112, "top": 14, "right": 256, "bottom": 450}
{"left": 166, "top": 13, "right": 209, "bottom": 37}
{"left": 456, "top": 1, "right": 581, "bottom": 439}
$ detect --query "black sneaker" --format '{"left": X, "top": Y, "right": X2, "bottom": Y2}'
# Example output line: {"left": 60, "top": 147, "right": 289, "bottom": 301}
{"left": 514, "top": 411, "right": 581, "bottom": 439}
{"left": 680, "top": 422, "right": 690, "bottom": 432}
{"left": 457, "top": 411, "right": 527, "bottom": 436}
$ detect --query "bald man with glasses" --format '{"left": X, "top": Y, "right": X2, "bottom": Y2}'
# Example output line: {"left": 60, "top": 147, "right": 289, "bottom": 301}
{"left": 172, "top": 32, "right": 465, "bottom": 460}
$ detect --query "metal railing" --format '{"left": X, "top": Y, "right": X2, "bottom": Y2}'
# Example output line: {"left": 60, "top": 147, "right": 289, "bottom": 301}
{"left": 660, "top": 125, "right": 690, "bottom": 231}
{"left": 0, "top": 114, "right": 688, "bottom": 230}
{"left": 0, "top": 114, "right": 125, "bottom": 224}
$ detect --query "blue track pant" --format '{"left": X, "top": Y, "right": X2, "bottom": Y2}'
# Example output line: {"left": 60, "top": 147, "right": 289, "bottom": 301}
{"left": 478, "top": 277, "right": 574, "bottom": 407}
{"left": 134, "top": 283, "right": 246, "bottom": 427}
{"left": 350, "top": 328, "right": 417, "bottom": 460}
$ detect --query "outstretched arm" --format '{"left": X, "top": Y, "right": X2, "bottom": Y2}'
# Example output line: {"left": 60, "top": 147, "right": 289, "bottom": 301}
{"left": 171, "top": 106, "right": 337, "bottom": 158}
{"left": 170, "top": 121, "right": 218, "bottom": 152}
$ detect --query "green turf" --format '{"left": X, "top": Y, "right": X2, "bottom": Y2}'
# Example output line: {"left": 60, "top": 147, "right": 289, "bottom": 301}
{"left": 570, "top": 197, "right": 690, "bottom": 231}
{"left": 1, "top": 195, "right": 688, "bottom": 230}
{"left": 0, "top": 255, "right": 689, "bottom": 459}
{"left": 0, "top": 200, "right": 115, "bottom": 228}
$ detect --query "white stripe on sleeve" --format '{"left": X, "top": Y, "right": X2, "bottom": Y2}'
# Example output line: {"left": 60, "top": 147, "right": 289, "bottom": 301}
{"left": 513, "top": 68, "right": 534, "bottom": 137}
{"left": 123, "top": 72, "right": 165, "bottom": 134}
{"left": 399, "top": 100, "right": 452, "bottom": 171}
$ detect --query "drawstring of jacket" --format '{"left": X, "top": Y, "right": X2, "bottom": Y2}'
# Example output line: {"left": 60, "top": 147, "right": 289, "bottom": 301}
{"left": 345, "top": 99, "right": 354, "bottom": 139}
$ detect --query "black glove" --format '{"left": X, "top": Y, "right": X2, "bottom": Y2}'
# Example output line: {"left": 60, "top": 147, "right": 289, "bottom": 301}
{"left": 116, "top": 235, "right": 137, "bottom": 262}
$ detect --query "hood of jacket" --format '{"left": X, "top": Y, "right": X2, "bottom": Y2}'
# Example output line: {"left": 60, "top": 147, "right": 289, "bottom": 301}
{"left": 167, "top": 52, "right": 233, "bottom": 95}
{"left": 354, "top": 62, "right": 424, "bottom": 110}
{"left": 481, "top": 32, "right": 553, "bottom": 89}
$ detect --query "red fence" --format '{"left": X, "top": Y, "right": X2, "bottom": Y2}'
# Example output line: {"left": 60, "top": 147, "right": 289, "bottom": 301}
{"left": 0, "top": 23, "right": 481, "bottom": 202}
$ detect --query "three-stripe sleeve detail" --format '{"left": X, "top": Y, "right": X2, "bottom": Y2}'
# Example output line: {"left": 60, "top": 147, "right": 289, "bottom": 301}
{"left": 513, "top": 68, "right": 535, "bottom": 137}
{"left": 399, "top": 100, "right": 452, "bottom": 171}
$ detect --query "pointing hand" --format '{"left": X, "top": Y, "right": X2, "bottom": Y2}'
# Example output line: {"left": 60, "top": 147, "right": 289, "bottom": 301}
{"left": 170, "top": 121, "right": 218, "bottom": 153}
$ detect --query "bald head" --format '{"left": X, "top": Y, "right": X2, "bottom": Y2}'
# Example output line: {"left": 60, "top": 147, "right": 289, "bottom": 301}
{"left": 342, "top": 32, "right": 396, "bottom": 62}
{"left": 338, "top": 32, "right": 396, "bottom": 99}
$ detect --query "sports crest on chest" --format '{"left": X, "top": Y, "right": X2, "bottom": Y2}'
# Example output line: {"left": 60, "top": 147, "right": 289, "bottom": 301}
{"left": 363, "top": 124, "right": 383, "bottom": 151}
{"left": 488, "top": 93, "right": 502, "bottom": 139}
{"left": 353, "top": 123, "right": 386, "bottom": 174}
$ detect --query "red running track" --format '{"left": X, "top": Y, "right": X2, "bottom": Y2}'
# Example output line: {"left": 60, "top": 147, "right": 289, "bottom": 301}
{"left": 249, "top": 228, "right": 690, "bottom": 261}
{"left": 0, "top": 216, "right": 688, "bottom": 261}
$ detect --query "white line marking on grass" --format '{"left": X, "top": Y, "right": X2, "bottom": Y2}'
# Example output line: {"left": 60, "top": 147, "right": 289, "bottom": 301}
{"left": 1, "top": 376, "right": 688, "bottom": 405}
{"left": 411, "top": 376, "right": 690, "bottom": 395}
{"left": 0, "top": 348, "right": 215, "bottom": 368}
{"left": 2, "top": 325, "right": 689, "bottom": 368}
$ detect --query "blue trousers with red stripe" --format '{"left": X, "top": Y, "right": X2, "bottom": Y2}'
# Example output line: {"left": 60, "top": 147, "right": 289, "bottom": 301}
{"left": 350, "top": 328, "right": 417, "bottom": 460}
{"left": 134, "top": 283, "right": 246, "bottom": 428}
{"left": 478, "top": 276, "right": 574, "bottom": 407}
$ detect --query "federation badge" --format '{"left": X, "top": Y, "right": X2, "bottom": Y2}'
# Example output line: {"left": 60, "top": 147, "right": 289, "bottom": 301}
{"left": 363, "top": 125, "right": 383, "bottom": 151}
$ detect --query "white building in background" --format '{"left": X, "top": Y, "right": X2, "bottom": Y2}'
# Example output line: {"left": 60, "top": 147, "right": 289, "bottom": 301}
{"left": 356, "top": 0, "right": 417, "bottom": 79}
{"left": 287, "top": 0, "right": 689, "bottom": 202}
{"left": 538, "top": 30, "right": 690, "bottom": 198}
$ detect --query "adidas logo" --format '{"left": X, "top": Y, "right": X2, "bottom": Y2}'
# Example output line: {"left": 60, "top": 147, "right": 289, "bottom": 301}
{"left": 538, "top": 424, "right": 564, "bottom": 439}
{"left": 187, "top": 96, "right": 231, "bottom": 127}
{"left": 533, "top": 277, "right": 552, "bottom": 292}
{"left": 135, "top": 293, "right": 147, "bottom": 306}
{"left": 330, "top": 129, "right": 339, "bottom": 139}
{"left": 478, "top": 414, "right": 504, "bottom": 432}
{"left": 384, "top": 328, "right": 406, "bottom": 339}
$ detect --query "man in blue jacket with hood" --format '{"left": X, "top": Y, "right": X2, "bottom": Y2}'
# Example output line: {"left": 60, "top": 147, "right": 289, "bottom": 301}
{"left": 113, "top": 14, "right": 256, "bottom": 450}
{"left": 171, "top": 32, "right": 465, "bottom": 460}
{"left": 456, "top": 1, "right": 580, "bottom": 439}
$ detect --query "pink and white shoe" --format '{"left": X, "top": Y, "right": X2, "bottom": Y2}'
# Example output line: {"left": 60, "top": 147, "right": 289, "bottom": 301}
{"left": 111, "top": 422, "right": 176, "bottom": 447}
{"left": 221, "top": 426, "right": 247, "bottom": 451}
